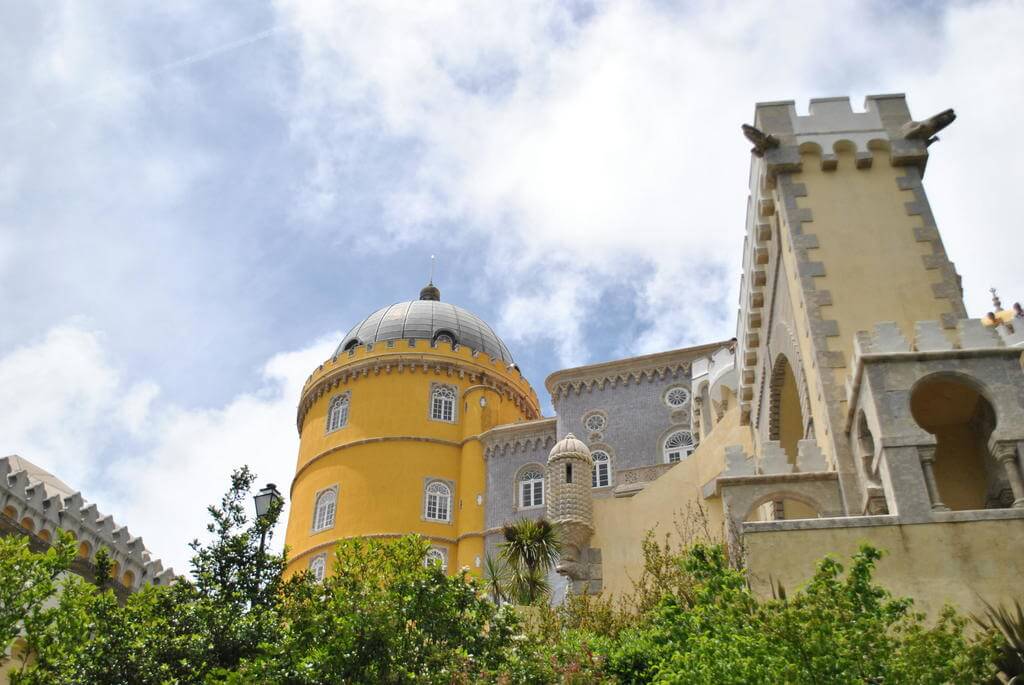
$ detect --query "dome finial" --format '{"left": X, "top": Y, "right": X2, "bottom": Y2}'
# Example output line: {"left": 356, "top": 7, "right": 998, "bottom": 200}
{"left": 420, "top": 255, "right": 441, "bottom": 301}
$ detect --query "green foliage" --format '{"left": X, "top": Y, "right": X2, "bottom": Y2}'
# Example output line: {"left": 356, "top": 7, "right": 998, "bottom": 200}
{"left": 974, "top": 597, "right": 1024, "bottom": 683}
{"left": 0, "top": 472, "right": 1010, "bottom": 684}
{"left": 603, "top": 544, "right": 999, "bottom": 684}
{"left": 499, "top": 518, "right": 561, "bottom": 605}
{"left": 0, "top": 532, "right": 74, "bottom": 660}
{"left": 234, "top": 535, "right": 519, "bottom": 684}
{"left": 10, "top": 466, "right": 287, "bottom": 684}
{"left": 91, "top": 546, "right": 112, "bottom": 589}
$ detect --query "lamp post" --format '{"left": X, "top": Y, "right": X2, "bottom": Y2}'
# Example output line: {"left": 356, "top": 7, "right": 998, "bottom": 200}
{"left": 253, "top": 483, "right": 282, "bottom": 597}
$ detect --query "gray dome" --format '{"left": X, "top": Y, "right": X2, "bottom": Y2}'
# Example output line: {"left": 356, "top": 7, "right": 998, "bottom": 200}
{"left": 337, "top": 296, "right": 514, "bottom": 363}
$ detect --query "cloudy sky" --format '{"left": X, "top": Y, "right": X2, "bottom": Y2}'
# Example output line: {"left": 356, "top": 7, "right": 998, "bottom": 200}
{"left": 2, "top": 0, "right": 1021, "bottom": 573}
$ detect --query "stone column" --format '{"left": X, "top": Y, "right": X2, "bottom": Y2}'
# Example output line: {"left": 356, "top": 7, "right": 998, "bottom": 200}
{"left": 992, "top": 441, "right": 1024, "bottom": 508}
{"left": 917, "top": 446, "right": 949, "bottom": 512}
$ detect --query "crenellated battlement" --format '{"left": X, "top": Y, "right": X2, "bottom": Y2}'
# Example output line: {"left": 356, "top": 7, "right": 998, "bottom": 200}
{"left": 0, "top": 455, "right": 175, "bottom": 590}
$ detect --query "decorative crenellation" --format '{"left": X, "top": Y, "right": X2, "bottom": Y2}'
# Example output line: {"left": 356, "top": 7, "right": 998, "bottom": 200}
{"left": 547, "top": 362, "right": 691, "bottom": 401}
{"left": 722, "top": 440, "right": 829, "bottom": 478}
{"left": 844, "top": 319, "right": 1014, "bottom": 407}
{"left": 0, "top": 456, "right": 175, "bottom": 590}
{"left": 481, "top": 418, "right": 557, "bottom": 460}
{"left": 297, "top": 346, "right": 541, "bottom": 431}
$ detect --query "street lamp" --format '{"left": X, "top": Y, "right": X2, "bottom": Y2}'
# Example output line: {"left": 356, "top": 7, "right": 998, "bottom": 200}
{"left": 253, "top": 483, "right": 283, "bottom": 598}
{"left": 254, "top": 483, "right": 282, "bottom": 519}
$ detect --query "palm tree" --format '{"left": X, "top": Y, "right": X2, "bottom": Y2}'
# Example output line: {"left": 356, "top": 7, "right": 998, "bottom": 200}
{"left": 498, "top": 518, "right": 561, "bottom": 605}
{"left": 482, "top": 553, "right": 510, "bottom": 605}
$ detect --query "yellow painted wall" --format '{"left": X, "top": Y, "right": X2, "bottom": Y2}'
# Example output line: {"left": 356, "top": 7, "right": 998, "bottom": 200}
{"left": 285, "top": 339, "right": 538, "bottom": 577}
{"left": 774, "top": 148, "right": 960, "bottom": 465}
{"left": 591, "top": 407, "right": 752, "bottom": 598}
{"left": 744, "top": 517, "right": 1024, "bottom": 619}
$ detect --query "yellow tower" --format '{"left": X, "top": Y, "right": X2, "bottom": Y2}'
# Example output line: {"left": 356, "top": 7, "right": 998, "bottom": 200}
{"left": 284, "top": 283, "right": 540, "bottom": 578}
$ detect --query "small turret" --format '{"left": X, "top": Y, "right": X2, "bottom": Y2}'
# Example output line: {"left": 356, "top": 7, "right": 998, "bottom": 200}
{"left": 545, "top": 433, "right": 593, "bottom": 581}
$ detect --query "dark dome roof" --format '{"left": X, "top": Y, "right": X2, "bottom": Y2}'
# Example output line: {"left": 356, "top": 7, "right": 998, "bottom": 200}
{"left": 337, "top": 290, "right": 514, "bottom": 363}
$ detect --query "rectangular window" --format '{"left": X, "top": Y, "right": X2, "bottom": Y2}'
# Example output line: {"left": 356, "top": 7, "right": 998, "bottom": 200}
{"left": 565, "top": 463, "right": 573, "bottom": 483}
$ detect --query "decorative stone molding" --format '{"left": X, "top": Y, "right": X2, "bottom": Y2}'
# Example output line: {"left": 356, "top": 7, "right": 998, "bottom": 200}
{"left": 0, "top": 455, "right": 174, "bottom": 590}
{"left": 480, "top": 418, "right": 557, "bottom": 460}
{"left": 545, "top": 434, "right": 594, "bottom": 584}
{"left": 298, "top": 346, "right": 540, "bottom": 431}
{"left": 545, "top": 343, "right": 727, "bottom": 402}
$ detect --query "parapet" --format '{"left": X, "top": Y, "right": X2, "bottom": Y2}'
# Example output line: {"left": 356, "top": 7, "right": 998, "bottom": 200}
{"left": 0, "top": 455, "right": 175, "bottom": 590}
{"left": 750, "top": 94, "right": 951, "bottom": 172}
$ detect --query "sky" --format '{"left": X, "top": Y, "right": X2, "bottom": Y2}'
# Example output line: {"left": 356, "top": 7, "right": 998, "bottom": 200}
{"left": 2, "top": 0, "right": 1022, "bottom": 574}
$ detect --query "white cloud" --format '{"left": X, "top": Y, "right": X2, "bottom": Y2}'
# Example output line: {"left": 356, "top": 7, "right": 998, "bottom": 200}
{"left": 0, "top": 324, "right": 338, "bottom": 574}
{"left": 275, "top": 0, "right": 1024, "bottom": 363}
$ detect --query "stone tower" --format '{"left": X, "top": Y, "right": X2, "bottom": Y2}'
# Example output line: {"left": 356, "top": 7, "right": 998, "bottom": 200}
{"left": 545, "top": 433, "right": 594, "bottom": 586}
{"left": 721, "top": 94, "right": 1024, "bottom": 528}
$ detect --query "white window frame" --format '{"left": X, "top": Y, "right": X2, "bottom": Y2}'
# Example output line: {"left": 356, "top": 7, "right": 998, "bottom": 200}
{"left": 326, "top": 392, "right": 351, "bottom": 433}
{"left": 308, "top": 553, "right": 327, "bottom": 582}
{"left": 312, "top": 487, "right": 337, "bottom": 532}
{"left": 429, "top": 384, "right": 457, "bottom": 423}
{"left": 591, "top": 450, "right": 612, "bottom": 488}
{"left": 423, "top": 480, "right": 452, "bottom": 522}
{"left": 664, "top": 430, "right": 696, "bottom": 464}
{"left": 664, "top": 386, "right": 691, "bottom": 409}
{"left": 517, "top": 467, "right": 544, "bottom": 509}
{"left": 424, "top": 547, "right": 448, "bottom": 572}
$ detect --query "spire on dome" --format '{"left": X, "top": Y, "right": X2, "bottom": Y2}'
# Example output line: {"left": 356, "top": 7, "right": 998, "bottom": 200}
{"left": 420, "top": 255, "right": 441, "bottom": 300}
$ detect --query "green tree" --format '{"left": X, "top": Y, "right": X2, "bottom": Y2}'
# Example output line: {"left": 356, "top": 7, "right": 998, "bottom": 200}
{"left": 0, "top": 532, "right": 74, "bottom": 666}
{"left": 233, "top": 535, "right": 519, "bottom": 684}
{"left": 12, "top": 466, "right": 287, "bottom": 684}
{"left": 499, "top": 518, "right": 561, "bottom": 605}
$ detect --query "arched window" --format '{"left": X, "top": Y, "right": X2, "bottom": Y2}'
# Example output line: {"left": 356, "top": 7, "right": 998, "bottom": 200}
{"left": 326, "top": 393, "right": 350, "bottom": 433}
{"left": 769, "top": 355, "right": 804, "bottom": 460}
{"left": 430, "top": 385, "right": 457, "bottom": 423}
{"left": 308, "top": 553, "right": 327, "bottom": 582}
{"left": 518, "top": 468, "right": 544, "bottom": 509}
{"left": 424, "top": 481, "right": 452, "bottom": 522}
{"left": 591, "top": 450, "right": 611, "bottom": 488}
{"left": 312, "top": 488, "right": 337, "bottom": 532}
{"left": 424, "top": 547, "right": 448, "bottom": 571}
{"left": 664, "top": 431, "right": 696, "bottom": 464}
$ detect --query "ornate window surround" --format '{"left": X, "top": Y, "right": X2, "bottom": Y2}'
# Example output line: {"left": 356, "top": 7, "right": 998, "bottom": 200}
{"left": 308, "top": 553, "right": 327, "bottom": 582}
{"left": 582, "top": 410, "right": 607, "bottom": 433}
{"left": 591, "top": 448, "right": 613, "bottom": 488}
{"left": 424, "top": 546, "right": 448, "bottom": 571}
{"left": 663, "top": 429, "right": 696, "bottom": 464}
{"left": 429, "top": 383, "right": 458, "bottom": 423}
{"left": 422, "top": 478, "right": 454, "bottom": 523}
{"left": 663, "top": 385, "right": 691, "bottom": 409}
{"left": 516, "top": 464, "right": 545, "bottom": 510}
{"left": 326, "top": 392, "right": 351, "bottom": 433}
{"left": 311, "top": 485, "right": 338, "bottom": 533}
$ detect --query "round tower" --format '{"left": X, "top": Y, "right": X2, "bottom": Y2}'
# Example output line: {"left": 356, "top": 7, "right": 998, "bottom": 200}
{"left": 284, "top": 284, "right": 540, "bottom": 578}
{"left": 545, "top": 433, "right": 594, "bottom": 580}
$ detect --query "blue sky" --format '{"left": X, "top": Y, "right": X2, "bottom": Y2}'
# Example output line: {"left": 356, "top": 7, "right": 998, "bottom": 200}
{"left": 2, "top": 0, "right": 1022, "bottom": 573}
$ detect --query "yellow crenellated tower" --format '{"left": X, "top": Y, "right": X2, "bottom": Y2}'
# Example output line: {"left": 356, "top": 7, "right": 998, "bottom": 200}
{"left": 284, "top": 283, "right": 540, "bottom": 578}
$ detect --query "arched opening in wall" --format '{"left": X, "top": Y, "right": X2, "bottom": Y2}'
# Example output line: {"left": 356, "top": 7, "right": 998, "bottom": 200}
{"left": 699, "top": 382, "right": 712, "bottom": 436}
{"left": 769, "top": 355, "right": 804, "bottom": 461}
{"left": 122, "top": 570, "right": 135, "bottom": 587}
{"left": 855, "top": 412, "right": 879, "bottom": 486}
{"left": 20, "top": 517, "right": 35, "bottom": 532}
{"left": 745, "top": 495, "right": 821, "bottom": 522}
{"left": 911, "top": 375, "right": 995, "bottom": 511}
{"left": 2, "top": 505, "right": 16, "bottom": 519}
{"left": 78, "top": 541, "right": 92, "bottom": 559}
{"left": 38, "top": 528, "right": 51, "bottom": 542}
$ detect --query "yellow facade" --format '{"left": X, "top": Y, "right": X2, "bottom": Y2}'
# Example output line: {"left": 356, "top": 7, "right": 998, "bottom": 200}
{"left": 284, "top": 335, "right": 539, "bottom": 578}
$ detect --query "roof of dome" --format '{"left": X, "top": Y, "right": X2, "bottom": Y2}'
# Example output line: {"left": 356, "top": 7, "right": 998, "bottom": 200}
{"left": 548, "top": 433, "right": 592, "bottom": 463}
{"left": 337, "top": 285, "right": 515, "bottom": 363}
